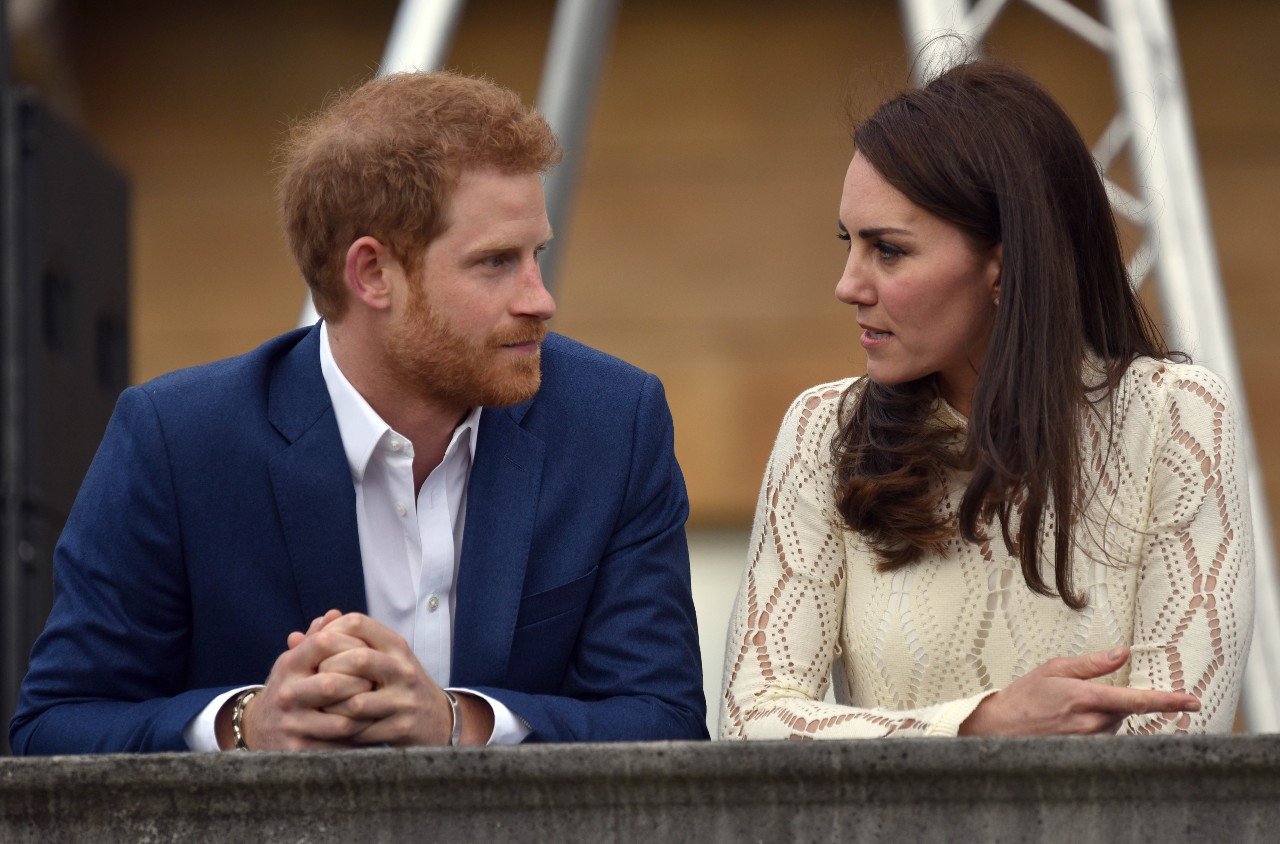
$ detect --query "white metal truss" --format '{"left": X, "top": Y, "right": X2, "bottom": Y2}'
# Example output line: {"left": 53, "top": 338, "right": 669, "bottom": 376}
{"left": 899, "top": 0, "right": 1280, "bottom": 731}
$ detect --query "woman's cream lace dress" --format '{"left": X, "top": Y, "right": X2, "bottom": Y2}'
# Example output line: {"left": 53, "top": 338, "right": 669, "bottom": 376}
{"left": 721, "top": 359, "right": 1253, "bottom": 738}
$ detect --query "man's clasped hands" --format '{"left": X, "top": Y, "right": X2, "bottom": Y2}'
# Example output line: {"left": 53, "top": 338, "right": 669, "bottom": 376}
{"left": 218, "top": 610, "right": 493, "bottom": 750}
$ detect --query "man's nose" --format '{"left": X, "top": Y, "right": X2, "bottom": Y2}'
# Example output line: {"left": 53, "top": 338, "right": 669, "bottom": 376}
{"left": 517, "top": 260, "right": 556, "bottom": 321}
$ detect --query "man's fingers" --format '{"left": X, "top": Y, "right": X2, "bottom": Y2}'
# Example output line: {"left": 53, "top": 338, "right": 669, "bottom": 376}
{"left": 286, "top": 610, "right": 349, "bottom": 652}
{"left": 322, "top": 613, "right": 411, "bottom": 654}
{"left": 345, "top": 717, "right": 418, "bottom": 746}
{"left": 286, "top": 630, "right": 371, "bottom": 672}
{"left": 281, "top": 671, "right": 375, "bottom": 711}
{"left": 317, "top": 647, "right": 405, "bottom": 686}
{"left": 277, "top": 709, "right": 370, "bottom": 745}
{"left": 308, "top": 609, "right": 343, "bottom": 635}
{"left": 322, "top": 688, "right": 401, "bottom": 722}
{"left": 291, "top": 738, "right": 358, "bottom": 751}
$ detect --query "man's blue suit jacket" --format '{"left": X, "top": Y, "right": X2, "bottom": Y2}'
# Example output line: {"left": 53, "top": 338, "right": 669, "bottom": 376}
{"left": 10, "top": 325, "right": 708, "bottom": 753}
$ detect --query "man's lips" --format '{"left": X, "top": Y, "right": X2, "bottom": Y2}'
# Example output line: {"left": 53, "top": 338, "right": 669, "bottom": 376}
{"left": 495, "top": 325, "right": 548, "bottom": 350}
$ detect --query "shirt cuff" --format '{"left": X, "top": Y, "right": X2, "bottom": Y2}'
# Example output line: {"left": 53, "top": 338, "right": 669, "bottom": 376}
{"left": 449, "top": 687, "right": 531, "bottom": 745}
{"left": 184, "top": 686, "right": 257, "bottom": 752}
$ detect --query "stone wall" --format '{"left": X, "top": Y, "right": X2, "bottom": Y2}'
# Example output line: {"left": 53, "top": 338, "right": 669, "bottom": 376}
{"left": 1, "top": 736, "right": 1277, "bottom": 842}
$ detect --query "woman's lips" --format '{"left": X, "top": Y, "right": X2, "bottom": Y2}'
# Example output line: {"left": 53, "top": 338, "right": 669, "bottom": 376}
{"left": 860, "top": 328, "right": 893, "bottom": 349}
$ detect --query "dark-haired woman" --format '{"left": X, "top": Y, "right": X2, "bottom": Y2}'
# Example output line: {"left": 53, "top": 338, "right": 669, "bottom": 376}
{"left": 721, "top": 60, "right": 1253, "bottom": 738}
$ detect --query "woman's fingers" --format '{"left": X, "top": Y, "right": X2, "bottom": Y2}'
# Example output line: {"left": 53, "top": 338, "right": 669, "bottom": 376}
{"left": 1042, "top": 647, "right": 1130, "bottom": 681}
{"left": 1044, "top": 648, "right": 1200, "bottom": 717}
{"left": 962, "top": 647, "right": 1201, "bottom": 737}
{"left": 1086, "top": 684, "right": 1200, "bottom": 717}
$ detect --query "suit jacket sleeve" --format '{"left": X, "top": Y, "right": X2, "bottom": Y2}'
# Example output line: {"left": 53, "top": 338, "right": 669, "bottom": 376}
{"left": 9, "top": 387, "right": 237, "bottom": 754}
{"left": 469, "top": 374, "right": 708, "bottom": 741}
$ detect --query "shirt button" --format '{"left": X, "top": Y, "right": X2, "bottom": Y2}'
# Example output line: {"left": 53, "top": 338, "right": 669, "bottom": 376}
{"left": 395, "top": 501, "right": 407, "bottom": 517}
{"left": 427, "top": 595, "right": 440, "bottom": 612}
{"left": 389, "top": 439, "right": 403, "bottom": 452}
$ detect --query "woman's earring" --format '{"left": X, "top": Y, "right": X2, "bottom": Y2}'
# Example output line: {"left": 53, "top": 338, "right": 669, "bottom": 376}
{"left": 994, "top": 296, "right": 1000, "bottom": 308}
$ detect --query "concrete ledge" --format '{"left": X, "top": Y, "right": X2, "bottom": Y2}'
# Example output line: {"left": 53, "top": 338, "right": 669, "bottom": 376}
{"left": 2, "top": 736, "right": 1279, "bottom": 841}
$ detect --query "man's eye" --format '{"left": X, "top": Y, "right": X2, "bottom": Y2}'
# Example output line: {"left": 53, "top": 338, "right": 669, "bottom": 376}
{"left": 483, "top": 255, "right": 506, "bottom": 268}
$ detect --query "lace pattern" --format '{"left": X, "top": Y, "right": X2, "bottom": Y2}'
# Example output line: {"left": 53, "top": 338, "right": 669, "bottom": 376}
{"left": 720, "top": 360, "right": 1254, "bottom": 739}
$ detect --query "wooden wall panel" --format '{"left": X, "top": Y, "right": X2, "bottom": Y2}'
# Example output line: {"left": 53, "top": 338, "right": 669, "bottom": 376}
{"left": 46, "top": 0, "right": 1280, "bottom": 526}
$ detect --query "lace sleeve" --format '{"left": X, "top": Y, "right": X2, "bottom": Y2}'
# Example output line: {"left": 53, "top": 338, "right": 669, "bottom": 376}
{"left": 1122, "top": 365, "right": 1254, "bottom": 734}
{"left": 719, "top": 382, "right": 992, "bottom": 740}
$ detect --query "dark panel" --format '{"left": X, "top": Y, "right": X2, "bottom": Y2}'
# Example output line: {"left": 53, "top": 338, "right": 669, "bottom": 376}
{"left": 0, "top": 90, "right": 130, "bottom": 752}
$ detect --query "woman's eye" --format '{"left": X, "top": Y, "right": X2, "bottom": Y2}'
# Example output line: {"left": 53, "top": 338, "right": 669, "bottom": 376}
{"left": 874, "top": 241, "right": 904, "bottom": 262}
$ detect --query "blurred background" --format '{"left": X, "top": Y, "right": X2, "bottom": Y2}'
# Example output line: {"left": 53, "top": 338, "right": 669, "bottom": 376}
{"left": 7, "top": 0, "right": 1279, "bottom": 730}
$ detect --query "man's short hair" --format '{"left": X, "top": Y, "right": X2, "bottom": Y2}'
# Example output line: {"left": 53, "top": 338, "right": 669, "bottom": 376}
{"left": 278, "top": 72, "right": 563, "bottom": 320}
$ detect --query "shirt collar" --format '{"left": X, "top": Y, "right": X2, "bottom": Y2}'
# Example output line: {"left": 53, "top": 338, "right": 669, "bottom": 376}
{"left": 319, "top": 321, "right": 482, "bottom": 483}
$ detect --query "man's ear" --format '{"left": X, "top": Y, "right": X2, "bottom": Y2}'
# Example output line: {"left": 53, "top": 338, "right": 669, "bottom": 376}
{"left": 345, "top": 236, "right": 399, "bottom": 312}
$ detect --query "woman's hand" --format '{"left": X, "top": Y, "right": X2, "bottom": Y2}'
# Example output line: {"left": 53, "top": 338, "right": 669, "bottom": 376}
{"left": 958, "top": 646, "right": 1200, "bottom": 736}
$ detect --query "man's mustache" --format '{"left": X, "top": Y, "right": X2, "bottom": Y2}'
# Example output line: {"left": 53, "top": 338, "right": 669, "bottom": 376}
{"left": 492, "top": 321, "right": 548, "bottom": 348}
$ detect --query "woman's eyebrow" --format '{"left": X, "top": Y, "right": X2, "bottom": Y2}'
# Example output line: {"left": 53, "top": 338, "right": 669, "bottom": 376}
{"left": 857, "top": 226, "right": 912, "bottom": 239}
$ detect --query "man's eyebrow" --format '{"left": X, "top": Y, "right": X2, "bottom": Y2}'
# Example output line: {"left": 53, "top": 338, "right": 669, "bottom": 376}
{"left": 468, "top": 230, "right": 555, "bottom": 254}
{"left": 469, "top": 242, "right": 519, "bottom": 254}
{"left": 857, "top": 226, "right": 912, "bottom": 239}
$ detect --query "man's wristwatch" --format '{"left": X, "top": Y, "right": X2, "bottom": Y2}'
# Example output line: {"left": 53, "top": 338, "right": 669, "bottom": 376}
{"left": 442, "top": 690, "right": 463, "bottom": 746}
{"left": 231, "top": 686, "right": 264, "bottom": 751}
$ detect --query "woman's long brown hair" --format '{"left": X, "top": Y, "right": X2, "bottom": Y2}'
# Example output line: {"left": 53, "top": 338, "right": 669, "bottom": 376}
{"left": 833, "top": 60, "right": 1174, "bottom": 608}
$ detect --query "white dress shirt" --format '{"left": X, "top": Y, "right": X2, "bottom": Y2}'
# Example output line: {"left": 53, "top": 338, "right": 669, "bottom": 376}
{"left": 183, "top": 323, "right": 530, "bottom": 749}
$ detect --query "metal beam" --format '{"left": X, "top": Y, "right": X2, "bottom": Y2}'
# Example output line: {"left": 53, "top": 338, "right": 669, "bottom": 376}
{"left": 299, "top": 0, "right": 468, "bottom": 328}
{"left": 535, "top": 0, "right": 621, "bottom": 291}
{"left": 380, "top": 0, "right": 466, "bottom": 75}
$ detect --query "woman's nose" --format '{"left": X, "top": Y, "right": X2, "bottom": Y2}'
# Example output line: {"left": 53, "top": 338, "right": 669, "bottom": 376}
{"left": 835, "top": 254, "right": 873, "bottom": 306}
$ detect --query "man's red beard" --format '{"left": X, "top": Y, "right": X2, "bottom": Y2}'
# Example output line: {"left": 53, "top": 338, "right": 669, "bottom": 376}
{"left": 384, "top": 286, "right": 547, "bottom": 410}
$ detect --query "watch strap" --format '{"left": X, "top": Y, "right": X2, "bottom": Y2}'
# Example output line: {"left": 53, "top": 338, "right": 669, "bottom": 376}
{"left": 443, "top": 690, "right": 463, "bottom": 746}
{"left": 231, "top": 686, "right": 264, "bottom": 751}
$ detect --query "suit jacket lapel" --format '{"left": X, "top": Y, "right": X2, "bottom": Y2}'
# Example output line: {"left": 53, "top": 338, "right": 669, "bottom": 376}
{"left": 266, "top": 325, "right": 367, "bottom": 621}
{"left": 453, "top": 403, "right": 544, "bottom": 686}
